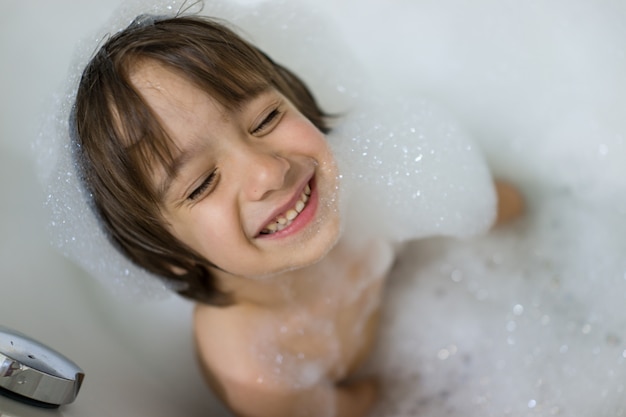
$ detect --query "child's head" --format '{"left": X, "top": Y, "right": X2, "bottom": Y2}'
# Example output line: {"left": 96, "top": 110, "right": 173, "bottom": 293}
{"left": 72, "top": 15, "right": 339, "bottom": 305}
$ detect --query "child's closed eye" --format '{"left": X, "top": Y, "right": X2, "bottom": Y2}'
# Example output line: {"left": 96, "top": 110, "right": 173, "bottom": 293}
{"left": 252, "top": 108, "right": 282, "bottom": 135}
{"left": 188, "top": 169, "right": 219, "bottom": 201}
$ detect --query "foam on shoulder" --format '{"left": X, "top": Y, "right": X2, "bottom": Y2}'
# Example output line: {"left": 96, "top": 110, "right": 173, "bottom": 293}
{"left": 330, "top": 93, "right": 495, "bottom": 243}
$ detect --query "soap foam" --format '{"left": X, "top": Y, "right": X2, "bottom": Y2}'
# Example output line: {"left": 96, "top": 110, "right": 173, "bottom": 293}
{"left": 368, "top": 192, "right": 626, "bottom": 416}
{"left": 323, "top": 0, "right": 626, "bottom": 415}
{"left": 37, "top": 0, "right": 206, "bottom": 299}
{"left": 330, "top": 93, "right": 495, "bottom": 244}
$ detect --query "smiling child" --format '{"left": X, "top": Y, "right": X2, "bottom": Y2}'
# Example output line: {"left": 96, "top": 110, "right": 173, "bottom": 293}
{"left": 71, "top": 13, "right": 521, "bottom": 417}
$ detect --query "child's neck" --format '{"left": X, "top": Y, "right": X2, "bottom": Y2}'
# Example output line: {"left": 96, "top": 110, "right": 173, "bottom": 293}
{"left": 215, "top": 241, "right": 348, "bottom": 311}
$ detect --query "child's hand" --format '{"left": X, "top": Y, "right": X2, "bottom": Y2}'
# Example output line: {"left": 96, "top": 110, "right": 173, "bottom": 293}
{"left": 494, "top": 180, "right": 524, "bottom": 226}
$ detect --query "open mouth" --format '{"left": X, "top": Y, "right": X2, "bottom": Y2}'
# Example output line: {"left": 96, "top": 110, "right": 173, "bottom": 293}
{"left": 259, "top": 183, "right": 312, "bottom": 235}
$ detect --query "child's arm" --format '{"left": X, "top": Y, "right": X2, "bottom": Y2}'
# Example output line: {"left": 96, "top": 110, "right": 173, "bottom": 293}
{"left": 220, "top": 374, "right": 378, "bottom": 417}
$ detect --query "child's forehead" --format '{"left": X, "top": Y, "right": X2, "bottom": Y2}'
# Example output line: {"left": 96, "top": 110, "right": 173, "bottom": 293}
{"left": 129, "top": 58, "right": 270, "bottom": 114}
{"left": 130, "top": 60, "right": 215, "bottom": 101}
{"left": 130, "top": 61, "right": 216, "bottom": 113}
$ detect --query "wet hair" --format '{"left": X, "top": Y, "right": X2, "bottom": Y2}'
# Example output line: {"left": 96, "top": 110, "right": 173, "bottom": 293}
{"left": 72, "top": 15, "right": 329, "bottom": 305}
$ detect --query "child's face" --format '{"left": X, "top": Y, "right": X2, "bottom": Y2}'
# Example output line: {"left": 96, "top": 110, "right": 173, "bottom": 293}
{"left": 131, "top": 62, "right": 340, "bottom": 278}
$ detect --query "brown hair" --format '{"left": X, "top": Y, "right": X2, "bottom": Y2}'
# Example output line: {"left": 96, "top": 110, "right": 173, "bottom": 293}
{"left": 72, "top": 15, "right": 329, "bottom": 305}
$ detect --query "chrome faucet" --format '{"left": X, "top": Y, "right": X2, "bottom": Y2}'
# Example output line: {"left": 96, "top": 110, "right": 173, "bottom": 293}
{"left": 0, "top": 326, "right": 84, "bottom": 408}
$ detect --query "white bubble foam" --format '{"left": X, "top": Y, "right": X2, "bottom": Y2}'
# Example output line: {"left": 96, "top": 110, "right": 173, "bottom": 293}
{"left": 329, "top": 93, "right": 496, "bottom": 243}
{"left": 325, "top": 0, "right": 626, "bottom": 415}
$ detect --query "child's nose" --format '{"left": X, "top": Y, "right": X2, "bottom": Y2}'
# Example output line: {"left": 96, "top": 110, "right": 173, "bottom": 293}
{"left": 240, "top": 149, "right": 290, "bottom": 201}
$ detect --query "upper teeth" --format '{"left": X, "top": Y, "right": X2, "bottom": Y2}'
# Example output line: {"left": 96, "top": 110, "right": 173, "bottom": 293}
{"left": 261, "top": 184, "right": 311, "bottom": 235}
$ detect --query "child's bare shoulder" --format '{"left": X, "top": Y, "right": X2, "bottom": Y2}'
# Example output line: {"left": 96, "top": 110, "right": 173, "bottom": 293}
{"left": 193, "top": 304, "right": 330, "bottom": 417}
{"left": 194, "top": 304, "right": 303, "bottom": 385}
{"left": 194, "top": 303, "right": 266, "bottom": 382}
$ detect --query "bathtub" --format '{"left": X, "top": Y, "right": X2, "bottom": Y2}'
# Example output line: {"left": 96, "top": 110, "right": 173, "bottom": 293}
{"left": 2, "top": 0, "right": 626, "bottom": 416}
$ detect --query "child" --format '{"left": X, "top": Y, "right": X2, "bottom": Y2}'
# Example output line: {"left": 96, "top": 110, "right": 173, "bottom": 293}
{"left": 71, "top": 14, "right": 522, "bottom": 417}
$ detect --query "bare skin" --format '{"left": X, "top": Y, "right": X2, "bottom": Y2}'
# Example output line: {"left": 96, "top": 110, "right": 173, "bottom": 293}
{"left": 194, "top": 182, "right": 524, "bottom": 417}
{"left": 194, "top": 240, "right": 393, "bottom": 417}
